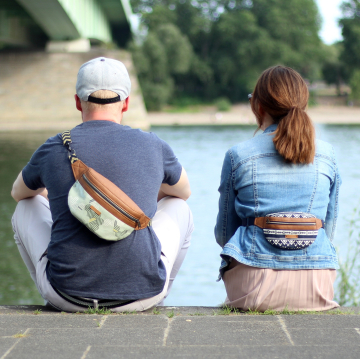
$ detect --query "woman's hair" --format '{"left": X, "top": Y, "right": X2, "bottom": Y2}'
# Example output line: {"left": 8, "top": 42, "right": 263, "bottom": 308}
{"left": 250, "top": 66, "right": 315, "bottom": 164}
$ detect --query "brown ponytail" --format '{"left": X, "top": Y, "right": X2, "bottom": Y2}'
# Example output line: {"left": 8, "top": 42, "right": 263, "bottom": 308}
{"left": 251, "top": 66, "right": 316, "bottom": 164}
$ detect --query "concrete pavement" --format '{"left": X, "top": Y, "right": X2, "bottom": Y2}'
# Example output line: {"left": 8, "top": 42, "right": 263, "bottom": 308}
{"left": 1, "top": 305, "right": 360, "bottom": 358}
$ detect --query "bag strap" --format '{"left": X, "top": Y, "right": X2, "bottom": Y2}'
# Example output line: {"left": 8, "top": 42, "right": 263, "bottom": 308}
{"left": 61, "top": 130, "right": 79, "bottom": 164}
{"left": 241, "top": 216, "right": 324, "bottom": 230}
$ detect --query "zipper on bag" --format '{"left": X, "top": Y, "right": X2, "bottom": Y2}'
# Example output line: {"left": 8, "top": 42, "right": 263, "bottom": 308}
{"left": 82, "top": 174, "right": 141, "bottom": 228}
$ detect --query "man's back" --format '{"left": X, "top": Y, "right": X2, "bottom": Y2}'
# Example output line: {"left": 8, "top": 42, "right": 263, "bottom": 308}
{"left": 11, "top": 56, "right": 192, "bottom": 313}
{"left": 22, "top": 121, "right": 182, "bottom": 300}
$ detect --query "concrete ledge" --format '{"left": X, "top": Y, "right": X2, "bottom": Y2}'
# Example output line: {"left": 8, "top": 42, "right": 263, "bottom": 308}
{"left": 1, "top": 305, "right": 359, "bottom": 315}
{"left": 1, "top": 306, "right": 360, "bottom": 358}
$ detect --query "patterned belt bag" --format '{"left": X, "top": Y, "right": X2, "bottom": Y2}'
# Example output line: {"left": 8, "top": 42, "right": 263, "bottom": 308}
{"left": 62, "top": 130, "right": 151, "bottom": 241}
{"left": 244, "top": 212, "right": 324, "bottom": 250}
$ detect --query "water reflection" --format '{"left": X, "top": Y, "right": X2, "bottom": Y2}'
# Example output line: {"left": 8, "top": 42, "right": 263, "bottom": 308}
{"left": 0, "top": 132, "right": 54, "bottom": 305}
{"left": 0, "top": 125, "right": 359, "bottom": 306}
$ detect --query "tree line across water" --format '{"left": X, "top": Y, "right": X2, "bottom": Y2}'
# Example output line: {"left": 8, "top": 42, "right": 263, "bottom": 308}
{"left": 128, "top": 0, "right": 360, "bottom": 110}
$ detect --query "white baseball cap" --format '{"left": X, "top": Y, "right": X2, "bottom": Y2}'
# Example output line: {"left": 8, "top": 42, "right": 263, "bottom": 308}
{"left": 76, "top": 57, "right": 131, "bottom": 104}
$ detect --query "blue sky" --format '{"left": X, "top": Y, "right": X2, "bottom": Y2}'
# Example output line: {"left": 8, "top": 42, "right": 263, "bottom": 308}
{"left": 316, "top": 0, "right": 343, "bottom": 44}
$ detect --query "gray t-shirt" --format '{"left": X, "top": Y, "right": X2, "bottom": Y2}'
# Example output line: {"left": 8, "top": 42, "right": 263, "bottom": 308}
{"left": 22, "top": 121, "right": 182, "bottom": 300}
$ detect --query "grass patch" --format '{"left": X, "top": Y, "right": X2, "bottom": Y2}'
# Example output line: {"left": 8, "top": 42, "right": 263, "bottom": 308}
{"left": 190, "top": 312, "right": 206, "bottom": 316}
{"left": 12, "top": 332, "right": 28, "bottom": 338}
{"left": 83, "top": 307, "right": 112, "bottom": 315}
{"left": 167, "top": 310, "right": 175, "bottom": 318}
{"left": 121, "top": 310, "right": 137, "bottom": 315}
{"left": 216, "top": 305, "right": 240, "bottom": 315}
{"left": 153, "top": 307, "right": 160, "bottom": 315}
{"left": 215, "top": 305, "right": 356, "bottom": 316}
{"left": 326, "top": 308, "right": 356, "bottom": 315}
{"left": 33, "top": 309, "right": 42, "bottom": 315}
{"left": 335, "top": 204, "right": 360, "bottom": 306}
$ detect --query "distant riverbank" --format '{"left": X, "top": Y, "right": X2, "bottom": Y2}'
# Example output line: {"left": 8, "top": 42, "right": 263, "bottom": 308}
{"left": 1, "top": 105, "right": 360, "bottom": 131}
{"left": 148, "top": 105, "right": 360, "bottom": 126}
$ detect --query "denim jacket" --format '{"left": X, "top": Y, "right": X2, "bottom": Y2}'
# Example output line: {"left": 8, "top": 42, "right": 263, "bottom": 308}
{"left": 215, "top": 124, "right": 341, "bottom": 275}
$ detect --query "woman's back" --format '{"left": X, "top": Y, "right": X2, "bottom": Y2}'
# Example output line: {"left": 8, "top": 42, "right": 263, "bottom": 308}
{"left": 229, "top": 125, "right": 338, "bottom": 229}
{"left": 215, "top": 65, "right": 340, "bottom": 311}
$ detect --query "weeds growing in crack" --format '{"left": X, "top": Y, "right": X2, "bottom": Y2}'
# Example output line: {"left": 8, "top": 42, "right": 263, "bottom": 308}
{"left": 335, "top": 204, "right": 360, "bottom": 306}
{"left": 167, "top": 309, "right": 175, "bottom": 318}
{"left": 83, "top": 307, "right": 112, "bottom": 315}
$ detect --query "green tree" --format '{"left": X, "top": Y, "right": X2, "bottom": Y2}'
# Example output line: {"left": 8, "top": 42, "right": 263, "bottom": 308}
{"left": 339, "top": 1, "right": 360, "bottom": 101}
{"left": 208, "top": 0, "right": 323, "bottom": 100}
{"left": 131, "top": 0, "right": 324, "bottom": 106}
{"left": 322, "top": 43, "right": 348, "bottom": 96}
{"left": 340, "top": 0, "right": 360, "bottom": 70}
{"left": 349, "top": 69, "right": 360, "bottom": 101}
{"left": 130, "top": 23, "right": 193, "bottom": 110}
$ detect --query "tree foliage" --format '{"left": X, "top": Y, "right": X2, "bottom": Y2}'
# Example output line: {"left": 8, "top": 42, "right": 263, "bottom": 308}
{"left": 130, "top": 0, "right": 324, "bottom": 109}
{"left": 322, "top": 43, "right": 348, "bottom": 96}
{"left": 339, "top": 1, "right": 360, "bottom": 100}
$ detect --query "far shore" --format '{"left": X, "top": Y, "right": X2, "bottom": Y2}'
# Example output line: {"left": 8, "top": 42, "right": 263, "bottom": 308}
{"left": 148, "top": 105, "right": 360, "bottom": 126}
{"left": 1, "top": 105, "right": 360, "bottom": 131}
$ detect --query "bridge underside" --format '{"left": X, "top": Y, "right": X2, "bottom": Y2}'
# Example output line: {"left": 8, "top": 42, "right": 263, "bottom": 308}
{"left": 0, "top": 0, "right": 132, "bottom": 50}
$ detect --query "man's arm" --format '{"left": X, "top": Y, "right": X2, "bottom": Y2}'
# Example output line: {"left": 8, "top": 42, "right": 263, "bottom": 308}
{"left": 158, "top": 167, "right": 191, "bottom": 202}
{"left": 11, "top": 171, "right": 48, "bottom": 202}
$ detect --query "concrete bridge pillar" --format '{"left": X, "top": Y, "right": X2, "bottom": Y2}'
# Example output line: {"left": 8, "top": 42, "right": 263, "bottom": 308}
{"left": 0, "top": 50, "right": 149, "bottom": 131}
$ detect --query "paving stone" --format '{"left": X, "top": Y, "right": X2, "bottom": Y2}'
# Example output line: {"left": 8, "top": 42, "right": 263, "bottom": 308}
{"left": 13, "top": 326, "right": 166, "bottom": 348}
{"left": 289, "top": 328, "right": 360, "bottom": 346}
{"left": 102, "top": 314, "right": 168, "bottom": 330}
{"left": 86, "top": 344, "right": 360, "bottom": 359}
{"left": 0, "top": 314, "right": 102, "bottom": 329}
{"left": 8, "top": 340, "right": 87, "bottom": 359}
{"left": 0, "top": 328, "right": 28, "bottom": 337}
{"left": 166, "top": 316, "right": 290, "bottom": 346}
{"left": 282, "top": 314, "right": 360, "bottom": 328}
{"left": 0, "top": 338, "right": 17, "bottom": 358}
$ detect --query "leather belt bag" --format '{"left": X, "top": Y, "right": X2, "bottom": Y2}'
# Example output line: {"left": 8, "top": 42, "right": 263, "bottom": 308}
{"left": 62, "top": 130, "right": 151, "bottom": 241}
{"left": 241, "top": 212, "right": 324, "bottom": 250}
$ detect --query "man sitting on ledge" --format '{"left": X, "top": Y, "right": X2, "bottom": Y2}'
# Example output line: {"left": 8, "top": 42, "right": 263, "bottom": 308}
{"left": 11, "top": 57, "right": 193, "bottom": 312}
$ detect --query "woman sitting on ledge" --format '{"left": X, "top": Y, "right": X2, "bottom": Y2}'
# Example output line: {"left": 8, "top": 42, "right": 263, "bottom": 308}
{"left": 215, "top": 66, "right": 341, "bottom": 312}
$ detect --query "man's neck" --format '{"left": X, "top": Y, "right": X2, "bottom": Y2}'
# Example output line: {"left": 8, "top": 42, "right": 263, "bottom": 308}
{"left": 82, "top": 111, "right": 121, "bottom": 124}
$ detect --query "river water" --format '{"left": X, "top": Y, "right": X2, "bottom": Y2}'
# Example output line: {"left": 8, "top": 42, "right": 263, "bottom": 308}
{"left": 0, "top": 125, "right": 359, "bottom": 306}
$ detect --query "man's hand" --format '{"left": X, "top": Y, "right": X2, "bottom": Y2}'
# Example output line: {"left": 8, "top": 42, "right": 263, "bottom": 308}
{"left": 158, "top": 167, "right": 191, "bottom": 202}
{"left": 11, "top": 171, "right": 48, "bottom": 202}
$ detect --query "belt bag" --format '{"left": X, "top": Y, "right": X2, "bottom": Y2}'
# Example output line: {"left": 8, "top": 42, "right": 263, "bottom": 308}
{"left": 62, "top": 130, "right": 151, "bottom": 241}
{"left": 248, "top": 212, "right": 324, "bottom": 250}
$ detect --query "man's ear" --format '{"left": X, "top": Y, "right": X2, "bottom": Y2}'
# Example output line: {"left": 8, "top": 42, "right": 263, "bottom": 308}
{"left": 75, "top": 94, "right": 82, "bottom": 112}
{"left": 122, "top": 97, "right": 130, "bottom": 113}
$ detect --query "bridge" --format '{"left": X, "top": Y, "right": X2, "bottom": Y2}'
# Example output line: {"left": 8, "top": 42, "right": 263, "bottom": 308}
{"left": 0, "top": 0, "right": 135, "bottom": 50}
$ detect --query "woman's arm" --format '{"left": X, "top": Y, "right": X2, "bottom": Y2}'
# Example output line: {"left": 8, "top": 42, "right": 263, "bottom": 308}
{"left": 325, "top": 154, "right": 341, "bottom": 241}
{"left": 214, "top": 151, "right": 242, "bottom": 248}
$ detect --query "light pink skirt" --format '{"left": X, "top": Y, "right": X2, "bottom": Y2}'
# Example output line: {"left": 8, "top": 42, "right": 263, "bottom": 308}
{"left": 223, "top": 262, "right": 339, "bottom": 312}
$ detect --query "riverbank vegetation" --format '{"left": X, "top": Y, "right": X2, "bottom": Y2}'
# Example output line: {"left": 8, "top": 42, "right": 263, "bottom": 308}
{"left": 129, "top": 0, "right": 360, "bottom": 111}
{"left": 336, "top": 204, "right": 360, "bottom": 306}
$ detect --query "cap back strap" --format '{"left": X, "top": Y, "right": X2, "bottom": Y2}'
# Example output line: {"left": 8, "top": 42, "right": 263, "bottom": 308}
{"left": 88, "top": 95, "right": 121, "bottom": 104}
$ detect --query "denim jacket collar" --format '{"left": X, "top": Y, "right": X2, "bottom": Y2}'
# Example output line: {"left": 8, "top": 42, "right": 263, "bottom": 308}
{"left": 263, "top": 124, "right": 278, "bottom": 134}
